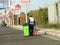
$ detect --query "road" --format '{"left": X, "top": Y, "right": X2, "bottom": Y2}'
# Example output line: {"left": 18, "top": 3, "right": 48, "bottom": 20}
{"left": 0, "top": 25, "right": 60, "bottom": 45}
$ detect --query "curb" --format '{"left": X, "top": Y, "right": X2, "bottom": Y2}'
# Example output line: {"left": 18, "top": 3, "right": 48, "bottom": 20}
{"left": 8, "top": 25, "right": 23, "bottom": 30}
{"left": 37, "top": 30, "right": 60, "bottom": 37}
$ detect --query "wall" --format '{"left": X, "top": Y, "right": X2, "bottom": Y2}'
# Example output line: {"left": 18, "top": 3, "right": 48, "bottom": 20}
{"left": 48, "top": 4, "right": 57, "bottom": 24}
{"left": 58, "top": 2, "right": 60, "bottom": 24}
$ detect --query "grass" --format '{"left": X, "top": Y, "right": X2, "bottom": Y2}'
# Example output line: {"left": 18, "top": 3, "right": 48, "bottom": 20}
{"left": 38, "top": 24, "right": 60, "bottom": 30}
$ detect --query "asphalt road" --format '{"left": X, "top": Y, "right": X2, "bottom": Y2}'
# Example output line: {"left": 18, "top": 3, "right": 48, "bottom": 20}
{"left": 0, "top": 25, "right": 60, "bottom": 45}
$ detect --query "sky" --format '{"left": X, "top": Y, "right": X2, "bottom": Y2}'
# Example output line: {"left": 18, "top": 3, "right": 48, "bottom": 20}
{"left": 19, "top": 0, "right": 60, "bottom": 12}
{"left": 0, "top": 0, "right": 60, "bottom": 12}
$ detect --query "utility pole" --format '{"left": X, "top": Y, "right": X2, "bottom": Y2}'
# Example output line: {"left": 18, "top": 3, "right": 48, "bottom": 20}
{"left": 21, "top": 0, "right": 30, "bottom": 23}
{"left": 25, "top": 3, "right": 28, "bottom": 23}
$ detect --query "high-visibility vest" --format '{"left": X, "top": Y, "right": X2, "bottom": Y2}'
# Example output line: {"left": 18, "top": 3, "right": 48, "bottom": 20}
{"left": 29, "top": 17, "right": 34, "bottom": 25}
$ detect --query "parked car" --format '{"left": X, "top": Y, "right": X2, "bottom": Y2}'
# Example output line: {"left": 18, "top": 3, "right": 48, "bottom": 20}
{"left": 2, "top": 21, "right": 7, "bottom": 26}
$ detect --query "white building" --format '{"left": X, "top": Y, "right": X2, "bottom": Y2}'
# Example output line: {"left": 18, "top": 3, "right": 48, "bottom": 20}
{"left": 48, "top": 1, "right": 60, "bottom": 24}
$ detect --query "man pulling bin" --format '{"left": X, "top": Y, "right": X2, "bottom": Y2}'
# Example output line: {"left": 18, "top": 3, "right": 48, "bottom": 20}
{"left": 28, "top": 15, "right": 36, "bottom": 36}
{"left": 23, "top": 14, "right": 36, "bottom": 37}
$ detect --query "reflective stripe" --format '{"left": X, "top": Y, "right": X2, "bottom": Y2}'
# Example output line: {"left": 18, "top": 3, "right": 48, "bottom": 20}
{"left": 29, "top": 23, "right": 34, "bottom": 24}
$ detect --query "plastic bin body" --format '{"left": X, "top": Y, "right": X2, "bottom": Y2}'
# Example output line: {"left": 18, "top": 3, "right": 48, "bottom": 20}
{"left": 23, "top": 24, "right": 29, "bottom": 36}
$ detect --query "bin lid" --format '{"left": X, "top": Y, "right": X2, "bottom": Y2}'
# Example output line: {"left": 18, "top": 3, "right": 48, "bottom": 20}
{"left": 23, "top": 23, "right": 28, "bottom": 26}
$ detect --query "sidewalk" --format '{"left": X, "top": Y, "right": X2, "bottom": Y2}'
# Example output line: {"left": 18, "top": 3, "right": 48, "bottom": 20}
{"left": 9, "top": 25, "right": 60, "bottom": 37}
{"left": 38, "top": 28, "right": 60, "bottom": 37}
{"left": 9, "top": 25, "right": 23, "bottom": 30}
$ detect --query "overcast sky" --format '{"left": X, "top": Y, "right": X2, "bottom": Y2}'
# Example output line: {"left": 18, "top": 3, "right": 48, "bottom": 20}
{"left": 20, "top": 0, "right": 60, "bottom": 12}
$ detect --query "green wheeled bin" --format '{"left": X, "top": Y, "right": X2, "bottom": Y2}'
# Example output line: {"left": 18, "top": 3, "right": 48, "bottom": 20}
{"left": 23, "top": 23, "right": 29, "bottom": 37}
